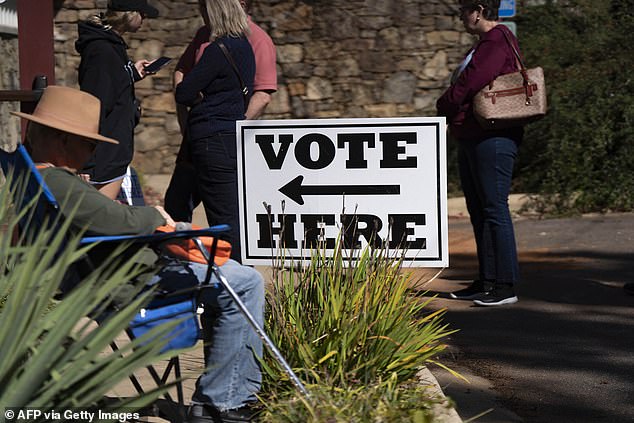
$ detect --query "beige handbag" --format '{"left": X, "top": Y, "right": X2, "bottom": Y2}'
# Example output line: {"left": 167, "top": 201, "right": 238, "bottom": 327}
{"left": 473, "top": 29, "right": 547, "bottom": 129}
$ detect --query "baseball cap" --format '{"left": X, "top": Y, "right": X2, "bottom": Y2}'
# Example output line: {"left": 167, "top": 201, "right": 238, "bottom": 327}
{"left": 108, "top": 0, "right": 159, "bottom": 18}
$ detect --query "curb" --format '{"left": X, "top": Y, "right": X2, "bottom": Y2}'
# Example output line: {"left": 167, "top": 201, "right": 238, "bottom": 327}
{"left": 447, "top": 193, "right": 531, "bottom": 219}
{"left": 417, "top": 367, "right": 463, "bottom": 423}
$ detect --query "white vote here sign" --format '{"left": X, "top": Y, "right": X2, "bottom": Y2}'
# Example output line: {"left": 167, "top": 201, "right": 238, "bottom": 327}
{"left": 236, "top": 117, "right": 448, "bottom": 267}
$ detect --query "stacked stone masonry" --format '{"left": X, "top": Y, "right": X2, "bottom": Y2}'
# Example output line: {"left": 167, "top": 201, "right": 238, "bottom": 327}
{"left": 22, "top": 0, "right": 475, "bottom": 175}
{"left": 0, "top": 34, "right": 19, "bottom": 153}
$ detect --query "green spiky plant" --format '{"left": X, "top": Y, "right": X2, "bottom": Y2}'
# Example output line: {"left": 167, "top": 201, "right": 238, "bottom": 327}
{"left": 259, "top": 234, "right": 458, "bottom": 421}
{"left": 0, "top": 175, "right": 185, "bottom": 420}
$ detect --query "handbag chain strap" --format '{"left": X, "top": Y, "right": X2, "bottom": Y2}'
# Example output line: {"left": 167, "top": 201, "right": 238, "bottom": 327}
{"left": 217, "top": 40, "right": 249, "bottom": 112}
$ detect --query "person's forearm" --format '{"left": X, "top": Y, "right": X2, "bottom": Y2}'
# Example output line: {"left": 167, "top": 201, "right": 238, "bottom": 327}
{"left": 173, "top": 68, "right": 195, "bottom": 105}
{"left": 173, "top": 70, "right": 184, "bottom": 88}
{"left": 245, "top": 91, "right": 272, "bottom": 120}
{"left": 173, "top": 71, "right": 189, "bottom": 134}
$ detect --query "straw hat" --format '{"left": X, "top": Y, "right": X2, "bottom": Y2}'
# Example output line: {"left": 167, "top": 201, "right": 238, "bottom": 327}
{"left": 11, "top": 86, "right": 119, "bottom": 145}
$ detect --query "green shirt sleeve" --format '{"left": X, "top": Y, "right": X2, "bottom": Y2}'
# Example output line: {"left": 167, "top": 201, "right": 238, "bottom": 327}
{"left": 40, "top": 167, "right": 166, "bottom": 236}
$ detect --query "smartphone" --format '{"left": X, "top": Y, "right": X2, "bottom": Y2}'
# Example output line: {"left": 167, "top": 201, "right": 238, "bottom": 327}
{"left": 144, "top": 56, "right": 172, "bottom": 74}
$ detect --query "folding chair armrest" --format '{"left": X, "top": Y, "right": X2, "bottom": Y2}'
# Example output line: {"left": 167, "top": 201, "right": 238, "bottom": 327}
{"left": 79, "top": 224, "right": 231, "bottom": 246}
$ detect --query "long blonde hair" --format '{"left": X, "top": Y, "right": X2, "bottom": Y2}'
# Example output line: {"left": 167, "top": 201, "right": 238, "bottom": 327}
{"left": 86, "top": 10, "right": 139, "bottom": 34}
{"left": 199, "top": 0, "right": 250, "bottom": 39}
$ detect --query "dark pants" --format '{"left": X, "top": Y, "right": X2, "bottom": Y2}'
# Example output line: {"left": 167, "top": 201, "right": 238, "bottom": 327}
{"left": 164, "top": 161, "right": 200, "bottom": 223}
{"left": 167, "top": 132, "right": 242, "bottom": 263}
{"left": 458, "top": 136, "right": 519, "bottom": 286}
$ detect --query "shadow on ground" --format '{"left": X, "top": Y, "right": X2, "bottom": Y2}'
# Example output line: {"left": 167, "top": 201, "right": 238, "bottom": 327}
{"left": 412, "top": 214, "right": 634, "bottom": 423}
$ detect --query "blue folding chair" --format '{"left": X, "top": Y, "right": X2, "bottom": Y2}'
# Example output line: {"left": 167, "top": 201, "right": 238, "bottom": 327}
{"left": 0, "top": 144, "right": 308, "bottom": 421}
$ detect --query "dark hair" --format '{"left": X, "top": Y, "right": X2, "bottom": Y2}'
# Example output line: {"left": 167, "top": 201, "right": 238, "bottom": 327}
{"left": 460, "top": 0, "right": 500, "bottom": 21}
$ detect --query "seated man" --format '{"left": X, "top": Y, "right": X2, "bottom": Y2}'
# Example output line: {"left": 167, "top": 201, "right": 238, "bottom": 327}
{"left": 12, "top": 85, "right": 261, "bottom": 423}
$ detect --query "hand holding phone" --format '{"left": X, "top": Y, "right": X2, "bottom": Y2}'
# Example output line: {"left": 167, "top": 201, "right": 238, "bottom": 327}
{"left": 144, "top": 56, "right": 172, "bottom": 74}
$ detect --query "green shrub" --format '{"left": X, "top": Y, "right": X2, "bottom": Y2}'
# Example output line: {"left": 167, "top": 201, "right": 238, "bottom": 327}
{"left": 515, "top": 0, "right": 634, "bottom": 213}
{"left": 259, "top": 238, "right": 456, "bottom": 420}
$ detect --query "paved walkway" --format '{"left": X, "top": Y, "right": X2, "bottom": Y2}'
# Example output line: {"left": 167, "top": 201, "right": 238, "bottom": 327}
{"left": 417, "top": 213, "right": 634, "bottom": 423}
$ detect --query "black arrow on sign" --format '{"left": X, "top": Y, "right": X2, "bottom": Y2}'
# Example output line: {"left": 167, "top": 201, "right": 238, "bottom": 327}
{"left": 279, "top": 175, "right": 401, "bottom": 205}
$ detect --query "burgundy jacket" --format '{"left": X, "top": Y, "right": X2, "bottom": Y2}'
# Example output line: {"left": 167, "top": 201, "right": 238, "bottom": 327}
{"left": 437, "top": 25, "right": 524, "bottom": 142}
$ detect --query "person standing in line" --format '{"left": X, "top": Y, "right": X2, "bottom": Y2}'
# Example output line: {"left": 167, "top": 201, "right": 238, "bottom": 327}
{"left": 174, "top": 0, "right": 255, "bottom": 264}
{"left": 164, "top": 0, "right": 277, "bottom": 228}
{"left": 75, "top": 0, "right": 159, "bottom": 200}
{"left": 436, "top": 0, "right": 523, "bottom": 306}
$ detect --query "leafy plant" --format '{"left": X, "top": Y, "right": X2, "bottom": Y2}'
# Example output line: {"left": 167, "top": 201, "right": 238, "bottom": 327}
{"left": 515, "top": 0, "right": 634, "bottom": 214}
{"left": 0, "top": 176, "right": 182, "bottom": 419}
{"left": 259, "top": 235, "right": 456, "bottom": 420}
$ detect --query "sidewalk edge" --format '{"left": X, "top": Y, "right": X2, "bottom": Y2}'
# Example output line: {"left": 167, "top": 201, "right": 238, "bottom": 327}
{"left": 418, "top": 367, "right": 463, "bottom": 423}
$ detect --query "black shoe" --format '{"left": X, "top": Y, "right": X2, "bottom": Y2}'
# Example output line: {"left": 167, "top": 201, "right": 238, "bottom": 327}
{"left": 624, "top": 283, "right": 634, "bottom": 296}
{"left": 450, "top": 280, "right": 492, "bottom": 300}
{"left": 188, "top": 404, "right": 255, "bottom": 423}
{"left": 220, "top": 407, "right": 256, "bottom": 423}
{"left": 473, "top": 286, "right": 518, "bottom": 306}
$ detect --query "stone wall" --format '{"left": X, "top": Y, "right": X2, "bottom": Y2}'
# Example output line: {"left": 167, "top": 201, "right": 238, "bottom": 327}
{"left": 0, "top": 33, "right": 19, "bottom": 153}
{"left": 53, "top": 0, "right": 474, "bottom": 175}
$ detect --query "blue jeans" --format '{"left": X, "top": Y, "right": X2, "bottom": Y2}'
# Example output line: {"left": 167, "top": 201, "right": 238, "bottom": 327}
{"left": 458, "top": 136, "right": 520, "bottom": 285}
{"left": 190, "top": 132, "right": 242, "bottom": 263}
{"left": 149, "top": 259, "right": 264, "bottom": 410}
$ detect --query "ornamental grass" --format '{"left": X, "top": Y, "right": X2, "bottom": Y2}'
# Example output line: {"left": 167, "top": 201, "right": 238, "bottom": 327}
{"left": 258, "top": 234, "right": 457, "bottom": 421}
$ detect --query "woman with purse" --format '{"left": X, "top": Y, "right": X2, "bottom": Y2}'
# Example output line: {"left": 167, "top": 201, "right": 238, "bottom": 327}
{"left": 436, "top": 0, "right": 523, "bottom": 306}
{"left": 175, "top": 0, "right": 255, "bottom": 263}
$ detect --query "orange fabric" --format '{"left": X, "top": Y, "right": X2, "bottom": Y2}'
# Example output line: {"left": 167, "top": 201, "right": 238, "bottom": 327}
{"left": 155, "top": 224, "right": 231, "bottom": 266}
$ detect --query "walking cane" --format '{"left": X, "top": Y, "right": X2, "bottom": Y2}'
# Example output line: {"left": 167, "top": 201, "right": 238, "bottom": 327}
{"left": 191, "top": 237, "right": 310, "bottom": 399}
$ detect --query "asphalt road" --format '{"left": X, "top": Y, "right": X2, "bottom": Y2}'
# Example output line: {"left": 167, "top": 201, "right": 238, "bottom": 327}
{"left": 415, "top": 213, "right": 634, "bottom": 423}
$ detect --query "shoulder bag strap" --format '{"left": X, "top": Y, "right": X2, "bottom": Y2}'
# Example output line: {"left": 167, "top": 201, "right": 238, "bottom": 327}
{"left": 497, "top": 26, "right": 537, "bottom": 101}
{"left": 217, "top": 40, "right": 249, "bottom": 111}
{"left": 498, "top": 26, "right": 527, "bottom": 75}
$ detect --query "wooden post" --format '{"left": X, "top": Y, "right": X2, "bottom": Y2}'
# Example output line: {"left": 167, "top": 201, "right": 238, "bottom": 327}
{"left": 16, "top": 0, "right": 55, "bottom": 118}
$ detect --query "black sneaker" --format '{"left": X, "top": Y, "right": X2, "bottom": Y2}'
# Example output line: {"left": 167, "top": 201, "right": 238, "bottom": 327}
{"left": 188, "top": 404, "right": 255, "bottom": 423}
{"left": 473, "top": 286, "right": 518, "bottom": 306}
{"left": 624, "top": 283, "right": 634, "bottom": 296}
{"left": 450, "top": 280, "right": 492, "bottom": 300}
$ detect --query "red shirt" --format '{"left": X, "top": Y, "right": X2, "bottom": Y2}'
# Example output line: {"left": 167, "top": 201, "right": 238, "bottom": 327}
{"left": 437, "top": 25, "right": 523, "bottom": 141}
{"left": 176, "top": 18, "right": 277, "bottom": 93}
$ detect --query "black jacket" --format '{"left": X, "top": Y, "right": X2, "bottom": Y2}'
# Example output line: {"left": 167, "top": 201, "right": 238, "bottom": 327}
{"left": 75, "top": 21, "right": 141, "bottom": 182}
